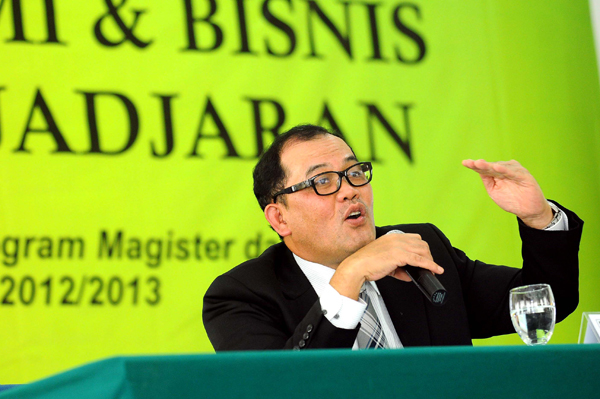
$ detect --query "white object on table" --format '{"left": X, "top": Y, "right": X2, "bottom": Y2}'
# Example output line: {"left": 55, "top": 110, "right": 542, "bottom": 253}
{"left": 578, "top": 312, "right": 600, "bottom": 344}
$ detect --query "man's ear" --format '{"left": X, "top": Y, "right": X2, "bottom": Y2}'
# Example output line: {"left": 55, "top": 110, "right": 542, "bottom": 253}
{"left": 265, "top": 203, "right": 291, "bottom": 237}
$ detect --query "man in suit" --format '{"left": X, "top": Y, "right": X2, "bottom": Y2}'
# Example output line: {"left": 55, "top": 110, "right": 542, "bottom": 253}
{"left": 203, "top": 125, "right": 583, "bottom": 350}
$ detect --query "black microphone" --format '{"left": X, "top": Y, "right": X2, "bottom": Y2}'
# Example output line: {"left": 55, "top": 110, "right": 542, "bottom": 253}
{"left": 386, "top": 230, "right": 447, "bottom": 306}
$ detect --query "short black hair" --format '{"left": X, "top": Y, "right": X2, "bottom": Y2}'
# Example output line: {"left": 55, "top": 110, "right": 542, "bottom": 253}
{"left": 253, "top": 124, "right": 345, "bottom": 211}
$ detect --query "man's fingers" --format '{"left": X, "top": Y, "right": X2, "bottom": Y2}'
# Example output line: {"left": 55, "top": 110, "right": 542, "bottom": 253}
{"left": 400, "top": 233, "right": 422, "bottom": 240}
{"left": 359, "top": 233, "right": 443, "bottom": 283}
{"left": 387, "top": 233, "right": 433, "bottom": 261}
{"left": 409, "top": 241, "right": 433, "bottom": 262}
{"left": 465, "top": 159, "right": 497, "bottom": 174}
{"left": 463, "top": 159, "right": 495, "bottom": 176}
{"left": 388, "top": 258, "right": 443, "bottom": 283}
{"left": 405, "top": 253, "right": 444, "bottom": 274}
{"left": 390, "top": 268, "right": 411, "bottom": 282}
{"left": 463, "top": 159, "right": 522, "bottom": 179}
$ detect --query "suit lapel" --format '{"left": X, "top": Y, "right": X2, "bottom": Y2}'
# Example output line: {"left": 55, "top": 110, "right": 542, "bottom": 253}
{"left": 377, "top": 276, "right": 432, "bottom": 346}
{"left": 375, "top": 225, "right": 433, "bottom": 347}
{"left": 273, "top": 244, "right": 320, "bottom": 328}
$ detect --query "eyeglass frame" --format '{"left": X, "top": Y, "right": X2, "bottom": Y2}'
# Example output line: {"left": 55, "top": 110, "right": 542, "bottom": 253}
{"left": 272, "top": 162, "right": 373, "bottom": 203}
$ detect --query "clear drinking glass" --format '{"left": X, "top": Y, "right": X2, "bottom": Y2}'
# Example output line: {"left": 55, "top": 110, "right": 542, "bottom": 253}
{"left": 509, "top": 284, "right": 556, "bottom": 345}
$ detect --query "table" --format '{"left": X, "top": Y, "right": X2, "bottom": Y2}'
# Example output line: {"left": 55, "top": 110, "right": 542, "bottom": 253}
{"left": 1, "top": 345, "right": 598, "bottom": 398}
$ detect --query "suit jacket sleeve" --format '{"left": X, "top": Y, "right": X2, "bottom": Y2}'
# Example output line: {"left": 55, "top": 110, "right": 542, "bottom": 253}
{"left": 443, "top": 201, "right": 583, "bottom": 338}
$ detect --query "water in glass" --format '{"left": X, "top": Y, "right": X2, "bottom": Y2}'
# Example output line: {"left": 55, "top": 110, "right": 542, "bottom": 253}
{"left": 509, "top": 284, "right": 556, "bottom": 346}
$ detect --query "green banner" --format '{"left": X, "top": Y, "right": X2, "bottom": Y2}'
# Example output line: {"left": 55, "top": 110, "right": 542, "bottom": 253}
{"left": 1, "top": 0, "right": 599, "bottom": 383}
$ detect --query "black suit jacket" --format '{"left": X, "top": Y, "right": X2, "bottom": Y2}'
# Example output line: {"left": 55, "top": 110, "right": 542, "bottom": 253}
{"left": 203, "top": 203, "right": 583, "bottom": 351}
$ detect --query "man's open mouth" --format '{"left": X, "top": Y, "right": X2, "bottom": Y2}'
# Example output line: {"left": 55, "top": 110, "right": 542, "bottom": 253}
{"left": 346, "top": 211, "right": 362, "bottom": 220}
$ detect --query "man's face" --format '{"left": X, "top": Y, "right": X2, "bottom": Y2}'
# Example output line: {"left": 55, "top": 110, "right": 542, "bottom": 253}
{"left": 274, "top": 135, "right": 376, "bottom": 268}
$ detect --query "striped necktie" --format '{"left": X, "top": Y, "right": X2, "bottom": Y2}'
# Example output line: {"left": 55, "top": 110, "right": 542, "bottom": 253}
{"left": 357, "top": 285, "right": 387, "bottom": 349}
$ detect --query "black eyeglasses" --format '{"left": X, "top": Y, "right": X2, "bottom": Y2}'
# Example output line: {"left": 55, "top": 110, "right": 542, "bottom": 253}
{"left": 272, "top": 162, "right": 373, "bottom": 202}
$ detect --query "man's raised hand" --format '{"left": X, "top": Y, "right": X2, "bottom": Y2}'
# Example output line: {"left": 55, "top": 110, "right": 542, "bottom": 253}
{"left": 462, "top": 159, "right": 553, "bottom": 229}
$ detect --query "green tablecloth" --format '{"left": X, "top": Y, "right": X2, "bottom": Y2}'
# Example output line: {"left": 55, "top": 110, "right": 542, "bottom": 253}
{"left": 2, "top": 345, "right": 599, "bottom": 398}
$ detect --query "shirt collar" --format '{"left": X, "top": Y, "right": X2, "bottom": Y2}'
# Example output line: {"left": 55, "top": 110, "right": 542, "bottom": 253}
{"left": 293, "top": 253, "right": 381, "bottom": 295}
